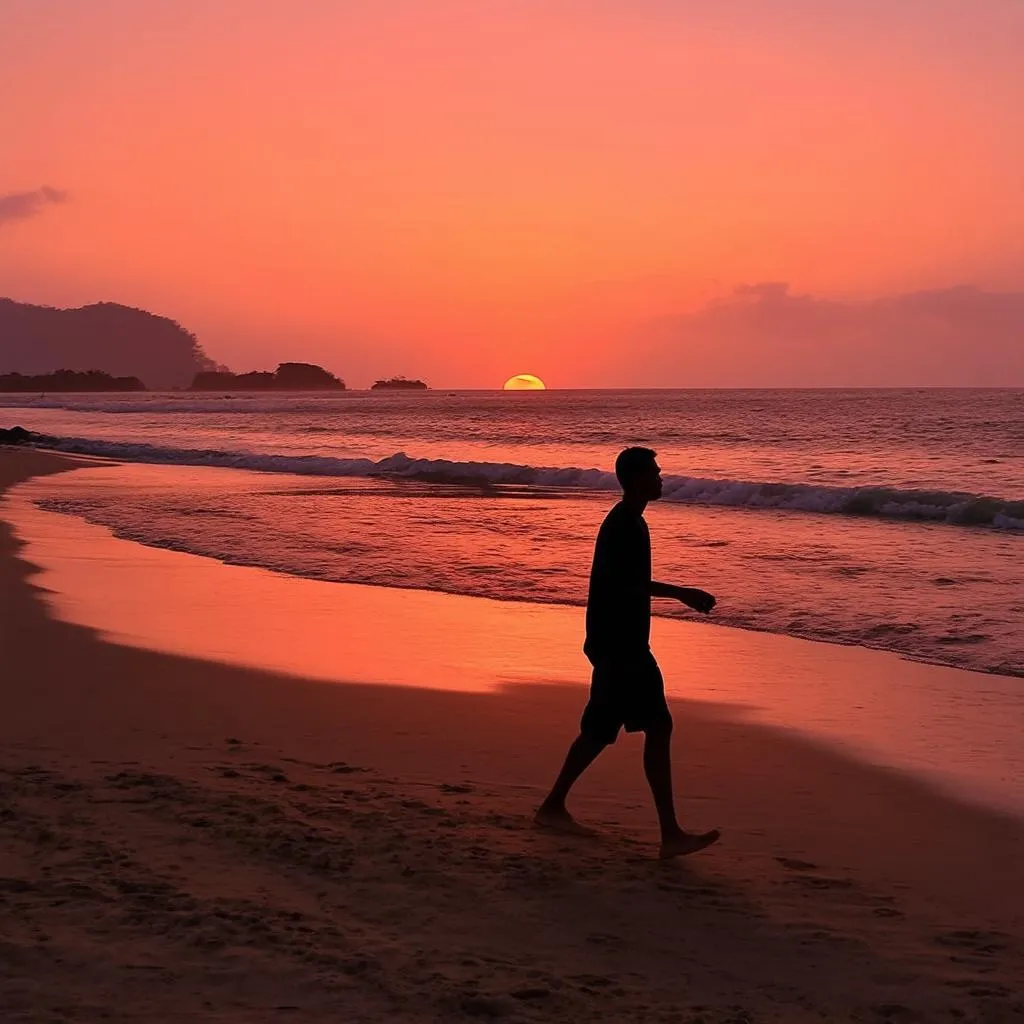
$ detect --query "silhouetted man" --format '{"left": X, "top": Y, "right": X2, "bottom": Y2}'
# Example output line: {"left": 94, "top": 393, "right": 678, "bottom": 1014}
{"left": 536, "top": 447, "right": 721, "bottom": 858}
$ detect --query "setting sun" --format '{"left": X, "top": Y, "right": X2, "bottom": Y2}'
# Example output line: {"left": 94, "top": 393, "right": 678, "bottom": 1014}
{"left": 503, "top": 373, "right": 546, "bottom": 391}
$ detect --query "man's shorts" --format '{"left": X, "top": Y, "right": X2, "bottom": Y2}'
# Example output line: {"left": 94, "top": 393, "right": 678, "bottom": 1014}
{"left": 580, "top": 651, "right": 673, "bottom": 744}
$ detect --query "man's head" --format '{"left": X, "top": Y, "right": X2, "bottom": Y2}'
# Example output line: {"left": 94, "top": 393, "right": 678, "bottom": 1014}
{"left": 614, "top": 446, "right": 662, "bottom": 501}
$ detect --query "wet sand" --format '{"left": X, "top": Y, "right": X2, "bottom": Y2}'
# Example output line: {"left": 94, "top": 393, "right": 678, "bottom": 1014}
{"left": 1, "top": 448, "right": 1022, "bottom": 1023}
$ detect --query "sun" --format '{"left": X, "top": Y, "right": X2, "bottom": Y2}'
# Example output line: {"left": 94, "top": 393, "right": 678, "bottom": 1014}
{"left": 503, "top": 373, "right": 546, "bottom": 391}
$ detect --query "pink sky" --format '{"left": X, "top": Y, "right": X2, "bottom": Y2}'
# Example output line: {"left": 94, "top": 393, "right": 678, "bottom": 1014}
{"left": 2, "top": 0, "right": 1022, "bottom": 387}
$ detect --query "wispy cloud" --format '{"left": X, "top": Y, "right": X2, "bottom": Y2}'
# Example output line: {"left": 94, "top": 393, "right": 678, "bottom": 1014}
{"left": 0, "top": 186, "right": 68, "bottom": 226}
{"left": 636, "top": 283, "right": 1024, "bottom": 386}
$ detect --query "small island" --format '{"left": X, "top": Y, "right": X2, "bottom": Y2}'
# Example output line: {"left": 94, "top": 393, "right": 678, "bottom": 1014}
{"left": 190, "top": 362, "right": 345, "bottom": 391}
{"left": 370, "top": 376, "right": 428, "bottom": 391}
{"left": 0, "top": 369, "right": 146, "bottom": 392}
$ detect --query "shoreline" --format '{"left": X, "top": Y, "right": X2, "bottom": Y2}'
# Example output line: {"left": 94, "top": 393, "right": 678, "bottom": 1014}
{"left": 7, "top": 435, "right": 1021, "bottom": 684}
{"left": 23, "top": 450, "right": 1024, "bottom": 685}
{"left": 8, "top": 454, "right": 1024, "bottom": 820}
{"left": 2, "top": 448, "right": 1022, "bottom": 1022}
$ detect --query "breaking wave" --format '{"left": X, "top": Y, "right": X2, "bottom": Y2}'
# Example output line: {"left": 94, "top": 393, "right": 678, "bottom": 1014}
{"left": 35, "top": 433, "right": 1024, "bottom": 530}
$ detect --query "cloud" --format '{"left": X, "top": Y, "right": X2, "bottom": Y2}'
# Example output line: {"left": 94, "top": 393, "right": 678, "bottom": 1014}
{"left": 635, "top": 283, "right": 1024, "bottom": 386}
{"left": 0, "top": 186, "right": 68, "bottom": 227}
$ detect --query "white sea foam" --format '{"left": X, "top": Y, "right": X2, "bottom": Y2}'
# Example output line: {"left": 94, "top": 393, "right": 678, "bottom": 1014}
{"left": 35, "top": 434, "right": 1024, "bottom": 530}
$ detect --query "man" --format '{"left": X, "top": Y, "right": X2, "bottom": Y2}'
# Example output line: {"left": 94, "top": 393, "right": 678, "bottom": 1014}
{"left": 535, "top": 447, "right": 721, "bottom": 859}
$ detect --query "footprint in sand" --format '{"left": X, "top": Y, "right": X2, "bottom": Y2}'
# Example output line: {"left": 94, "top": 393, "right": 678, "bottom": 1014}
{"left": 775, "top": 856, "right": 818, "bottom": 871}
{"left": 510, "top": 987, "right": 551, "bottom": 1001}
{"left": 871, "top": 1002, "right": 914, "bottom": 1019}
{"left": 243, "top": 762, "right": 286, "bottom": 775}
{"left": 774, "top": 857, "right": 856, "bottom": 890}
{"left": 935, "top": 929, "right": 1008, "bottom": 955}
{"left": 787, "top": 875, "right": 855, "bottom": 890}
{"left": 945, "top": 978, "right": 1013, "bottom": 998}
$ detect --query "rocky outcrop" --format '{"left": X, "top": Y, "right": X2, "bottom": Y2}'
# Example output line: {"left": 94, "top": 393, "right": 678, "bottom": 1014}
{"left": 190, "top": 362, "right": 345, "bottom": 391}
{"left": 0, "top": 425, "right": 33, "bottom": 445}
{"left": 370, "top": 377, "right": 428, "bottom": 390}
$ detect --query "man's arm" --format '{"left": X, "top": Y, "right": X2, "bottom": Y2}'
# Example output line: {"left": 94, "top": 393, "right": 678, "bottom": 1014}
{"left": 651, "top": 581, "right": 716, "bottom": 614}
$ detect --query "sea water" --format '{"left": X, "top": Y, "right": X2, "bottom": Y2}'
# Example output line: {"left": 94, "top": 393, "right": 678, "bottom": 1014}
{"left": 3, "top": 388, "right": 1022, "bottom": 677}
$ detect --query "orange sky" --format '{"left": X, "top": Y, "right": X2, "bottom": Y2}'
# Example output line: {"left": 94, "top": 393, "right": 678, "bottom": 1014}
{"left": 2, "top": 0, "right": 1022, "bottom": 386}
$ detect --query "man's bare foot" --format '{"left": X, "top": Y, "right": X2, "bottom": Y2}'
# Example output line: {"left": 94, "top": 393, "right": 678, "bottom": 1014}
{"left": 659, "top": 829, "right": 721, "bottom": 859}
{"left": 533, "top": 805, "right": 599, "bottom": 838}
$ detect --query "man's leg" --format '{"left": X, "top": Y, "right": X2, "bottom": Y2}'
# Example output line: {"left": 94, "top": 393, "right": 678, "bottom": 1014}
{"left": 642, "top": 722, "right": 720, "bottom": 859}
{"left": 535, "top": 732, "right": 608, "bottom": 834}
{"left": 642, "top": 722, "right": 681, "bottom": 835}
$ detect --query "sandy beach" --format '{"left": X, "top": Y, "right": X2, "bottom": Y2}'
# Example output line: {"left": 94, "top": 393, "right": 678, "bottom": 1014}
{"left": 2, "top": 448, "right": 1022, "bottom": 1023}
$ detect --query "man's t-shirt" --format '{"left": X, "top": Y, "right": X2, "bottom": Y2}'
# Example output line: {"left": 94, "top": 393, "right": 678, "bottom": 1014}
{"left": 583, "top": 501, "right": 652, "bottom": 662}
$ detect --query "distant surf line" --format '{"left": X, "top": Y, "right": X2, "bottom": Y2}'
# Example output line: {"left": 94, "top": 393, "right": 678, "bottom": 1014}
{"left": 32, "top": 434, "right": 1024, "bottom": 532}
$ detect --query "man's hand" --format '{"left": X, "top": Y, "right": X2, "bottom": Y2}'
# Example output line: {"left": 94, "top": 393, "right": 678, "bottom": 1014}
{"left": 650, "top": 581, "right": 717, "bottom": 613}
{"left": 677, "top": 587, "right": 716, "bottom": 614}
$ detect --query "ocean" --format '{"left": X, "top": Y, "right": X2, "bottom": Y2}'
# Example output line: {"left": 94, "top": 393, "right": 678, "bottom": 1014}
{"left": 3, "top": 387, "right": 1022, "bottom": 678}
